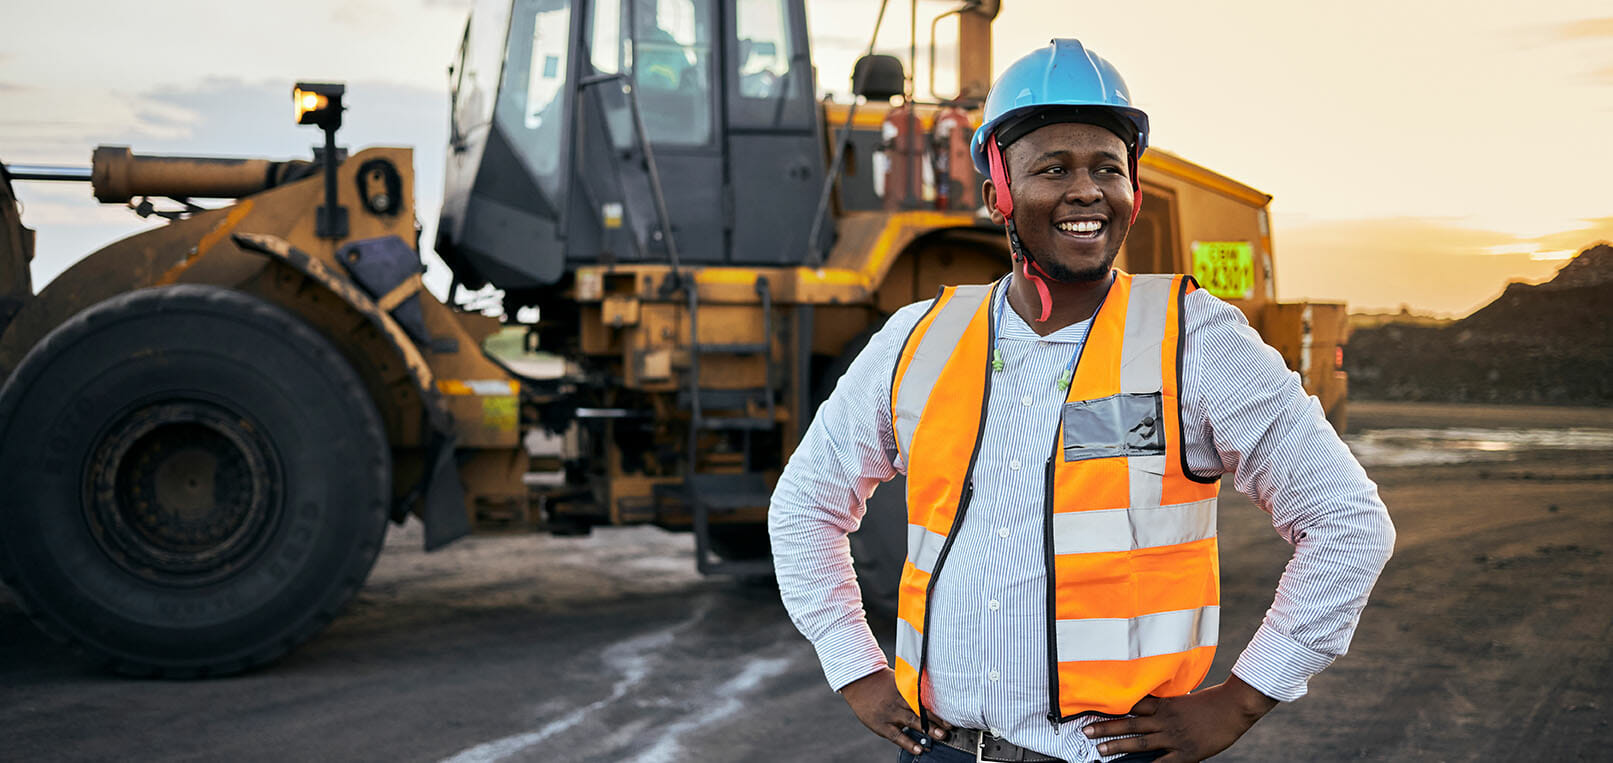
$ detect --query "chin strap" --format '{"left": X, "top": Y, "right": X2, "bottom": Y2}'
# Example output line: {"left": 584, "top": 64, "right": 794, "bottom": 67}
{"left": 1009, "top": 222, "right": 1054, "bottom": 322}
{"left": 986, "top": 131, "right": 1144, "bottom": 323}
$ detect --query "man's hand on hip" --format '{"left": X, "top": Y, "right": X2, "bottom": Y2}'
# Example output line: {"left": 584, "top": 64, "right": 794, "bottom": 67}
{"left": 1083, "top": 673, "right": 1278, "bottom": 762}
{"left": 840, "top": 667, "right": 953, "bottom": 756}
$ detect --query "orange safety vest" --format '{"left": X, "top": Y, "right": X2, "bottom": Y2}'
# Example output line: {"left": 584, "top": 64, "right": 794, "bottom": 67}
{"left": 889, "top": 271, "right": 1221, "bottom": 722}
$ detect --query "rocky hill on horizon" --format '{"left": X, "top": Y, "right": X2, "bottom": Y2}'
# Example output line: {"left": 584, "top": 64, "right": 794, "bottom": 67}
{"left": 1345, "top": 243, "right": 1613, "bottom": 405}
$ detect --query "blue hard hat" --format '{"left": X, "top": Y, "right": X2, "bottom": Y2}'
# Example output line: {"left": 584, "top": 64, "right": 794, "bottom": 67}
{"left": 970, "top": 39, "right": 1150, "bottom": 176}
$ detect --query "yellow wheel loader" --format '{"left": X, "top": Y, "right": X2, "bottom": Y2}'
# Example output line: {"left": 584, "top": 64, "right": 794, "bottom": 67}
{"left": 0, "top": 0, "right": 1346, "bottom": 674}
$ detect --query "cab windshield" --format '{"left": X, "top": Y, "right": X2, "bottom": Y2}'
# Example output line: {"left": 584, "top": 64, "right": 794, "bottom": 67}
{"left": 496, "top": 0, "right": 573, "bottom": 197}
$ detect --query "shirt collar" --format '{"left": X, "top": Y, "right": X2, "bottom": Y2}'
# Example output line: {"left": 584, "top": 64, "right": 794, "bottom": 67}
{"left": 995, "top": 275, "right": 1095, "bottom": 343}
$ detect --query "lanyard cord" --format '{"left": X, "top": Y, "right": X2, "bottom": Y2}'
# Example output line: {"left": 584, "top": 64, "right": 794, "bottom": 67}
{"left": 992, "top": 272, "right": 1114, "bottom": 391}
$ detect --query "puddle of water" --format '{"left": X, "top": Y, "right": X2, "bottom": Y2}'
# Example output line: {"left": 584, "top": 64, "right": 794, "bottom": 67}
{"left": 1345, "top": 427, "right": 1613, "bottom": 467}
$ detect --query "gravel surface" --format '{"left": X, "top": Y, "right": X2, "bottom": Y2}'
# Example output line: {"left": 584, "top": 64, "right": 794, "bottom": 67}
{"left": 3, "top": 402, "right": 1609, "bottom": 762}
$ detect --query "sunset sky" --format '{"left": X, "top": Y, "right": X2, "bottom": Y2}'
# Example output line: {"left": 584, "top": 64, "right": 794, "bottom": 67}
{"left": 3, "top": 0, "right": 1610, "bottom": 316}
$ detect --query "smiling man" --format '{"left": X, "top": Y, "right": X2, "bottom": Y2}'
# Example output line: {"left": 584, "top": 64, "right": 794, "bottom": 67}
{"left": 769, "top": 39, "right": 1395, "bottom": 763}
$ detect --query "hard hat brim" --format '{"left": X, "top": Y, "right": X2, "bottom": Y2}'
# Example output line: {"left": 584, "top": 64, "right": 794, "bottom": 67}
{"left": 971, "top": 103, "right": 1150, "bottom": 176}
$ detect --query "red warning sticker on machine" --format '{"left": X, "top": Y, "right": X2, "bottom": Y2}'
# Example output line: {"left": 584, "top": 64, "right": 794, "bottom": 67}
{"left": 1190, "top": 241, "right": 1255, "bottom": 300}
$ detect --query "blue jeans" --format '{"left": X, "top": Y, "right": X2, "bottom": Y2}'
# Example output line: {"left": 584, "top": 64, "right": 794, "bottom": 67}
{"left": 896, "top": 731, "right": 1165, "bottom": 763}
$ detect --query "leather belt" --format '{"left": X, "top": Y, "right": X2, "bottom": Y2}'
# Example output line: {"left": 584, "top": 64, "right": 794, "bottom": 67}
{"left": 938, "top": 728, "right": 1063, "bottom": 762}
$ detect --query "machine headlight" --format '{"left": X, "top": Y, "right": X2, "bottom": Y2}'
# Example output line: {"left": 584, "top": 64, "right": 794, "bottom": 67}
{"left": 293, "top": 82, "right": 344, "bottom": 129}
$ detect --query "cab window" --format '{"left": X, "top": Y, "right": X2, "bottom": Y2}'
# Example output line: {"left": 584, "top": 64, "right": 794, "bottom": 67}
{"left": 629, "top": 0, "right": 713, "bottom": 146}
{"left": 735, "top": 0, "right": 793, "bottom": 100}
{"left": 496, "top": 0, "right": 573, "bottom": 189}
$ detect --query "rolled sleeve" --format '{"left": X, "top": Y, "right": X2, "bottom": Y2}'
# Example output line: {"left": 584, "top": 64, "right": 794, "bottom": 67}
{"left": 1230, "top": 621, "right": 1337, "bottom": 701}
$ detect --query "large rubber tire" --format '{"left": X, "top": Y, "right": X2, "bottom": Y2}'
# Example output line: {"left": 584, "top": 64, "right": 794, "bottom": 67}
{"left": 0, "top": 285, "right": 390, "bottom": 677}
{"left": 816, "top": 323, "right": 906, "bottom": 616}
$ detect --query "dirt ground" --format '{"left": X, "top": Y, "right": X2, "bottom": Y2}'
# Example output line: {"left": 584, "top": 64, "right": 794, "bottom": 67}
{"left": 2, "top": 401, "right": 1609, "bottom": 762}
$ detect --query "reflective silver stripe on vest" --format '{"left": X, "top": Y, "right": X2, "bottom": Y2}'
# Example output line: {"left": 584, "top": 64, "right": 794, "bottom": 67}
{"left": 893, "top": 284, "right": 995, "bottom": 460}
{"left": 1120, "top": 275, "right": 1174, "bottom": 395}
{"left": 1054, "top": 605, "right": 1220, "bottom": 662}
{"left": 906, "top": 523, "right": 948, "bottom": 574}
{"left": 1049, "top": 497, "right": 1217, "bottom": 555}
{"left": 1128, "top": 454, "right": 1166, "bottom": 509}
{"left": 1122, "top": 275, "right": 1174, "bottom": 509}
{"left": 895, "top": 616, "right": 924, "bottom": 669}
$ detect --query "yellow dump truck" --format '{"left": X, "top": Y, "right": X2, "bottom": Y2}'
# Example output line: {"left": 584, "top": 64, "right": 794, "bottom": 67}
{"left": 0, "top": 0, "right": 1345, "bottom": 675}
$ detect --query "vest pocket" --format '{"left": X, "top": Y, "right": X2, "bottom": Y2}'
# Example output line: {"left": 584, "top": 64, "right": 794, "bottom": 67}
{"left": 1061, "top": 392, "right": 1167, "bottom": 462}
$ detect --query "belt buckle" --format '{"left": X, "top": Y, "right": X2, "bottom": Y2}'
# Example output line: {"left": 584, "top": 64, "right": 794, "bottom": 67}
{"left": 974, "top": 729, "right": 990, "bottom": 763}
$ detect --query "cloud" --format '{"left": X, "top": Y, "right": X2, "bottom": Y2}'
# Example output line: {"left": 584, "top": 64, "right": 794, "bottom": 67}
{"left": 1528, "top": 216, "right": 1613, "bottom": 252}
{"left": 1552, "top": 17, "right": 1613, "bottom": 41}
{"left": 331, "top": 0, "right": 403, "bottom": 26}
{"left": 1275, "top": 216, "right": 1577, "bottom": 317}
{"left": 16, "top": 76, "right": 451, "bottom": 289}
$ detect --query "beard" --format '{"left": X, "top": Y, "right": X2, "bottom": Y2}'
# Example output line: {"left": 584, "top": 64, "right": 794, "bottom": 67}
{"left": 1030, "top": 247, "right": 1119, "bottom": 283}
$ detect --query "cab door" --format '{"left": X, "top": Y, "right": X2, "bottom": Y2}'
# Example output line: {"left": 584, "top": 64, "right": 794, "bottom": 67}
{"left": 570, "top": 0, "right": 726, "bottom": 266}
{"left": 624, "top": 0, "right": 727, "bottom": 263}
{"left": 723, "top": 0, "right": 826, "bottom": 265}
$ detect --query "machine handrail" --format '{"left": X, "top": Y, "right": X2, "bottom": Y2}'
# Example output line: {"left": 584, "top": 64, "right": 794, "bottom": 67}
{"left": 577, "top": 72, "right": 683, "bottom": 283}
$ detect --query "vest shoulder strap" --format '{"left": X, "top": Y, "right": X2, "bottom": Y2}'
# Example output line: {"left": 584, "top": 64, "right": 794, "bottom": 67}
{"left": 892, "top": 283, "right": 994, "bottom": 461}
{"left": 1118, "top": 274, "right": 1178, "bottom": 395}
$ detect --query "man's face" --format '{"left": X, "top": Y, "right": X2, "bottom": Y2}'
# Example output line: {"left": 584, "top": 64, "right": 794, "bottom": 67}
{"left": 985, "top": 122, "right": 1135, "bottom": 282}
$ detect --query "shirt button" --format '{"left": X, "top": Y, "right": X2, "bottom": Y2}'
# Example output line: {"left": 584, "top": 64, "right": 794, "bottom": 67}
{"left": 1009, "top": 459, "right": 1022, "bottom": 470}
{"left": 988, "top": 599, "right": 1000, "bottom": 611}
{"left": 1020, "top": 395, "right": 1033, "bottom": 407}
{"left": 989, "top": 670, "right": 1000, "bottom": 682}
{"left": 989, "top": 727, "right": 1002, "bottom": 738}
{"left": 997, "top": 527, "right": 1010, "bottom": 538}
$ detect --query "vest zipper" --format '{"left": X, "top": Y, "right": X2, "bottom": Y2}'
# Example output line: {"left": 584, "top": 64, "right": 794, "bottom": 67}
{"left": 1042, "top": 453, "right": 1061, "bottom": 731}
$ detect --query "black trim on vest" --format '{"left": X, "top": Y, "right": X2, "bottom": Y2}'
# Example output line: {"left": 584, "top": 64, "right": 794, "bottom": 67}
{"left": 1176, "top": 276, "right": 1220, "bottom": 484}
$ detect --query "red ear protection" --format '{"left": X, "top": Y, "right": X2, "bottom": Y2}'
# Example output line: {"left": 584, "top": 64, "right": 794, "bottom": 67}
{"left": 987, "top": 133, "right": 1015, "bottom": 219}
{"left": 1128, "top": 153, "right": 1142, "bottom": 226}
{"left": 987, "top": 137, "right": 1054, "bottom": 321}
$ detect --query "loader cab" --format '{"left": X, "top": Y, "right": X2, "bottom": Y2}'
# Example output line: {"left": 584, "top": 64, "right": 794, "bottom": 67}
{"left": 437, "top": 0, "right": 827, "bottom": 293}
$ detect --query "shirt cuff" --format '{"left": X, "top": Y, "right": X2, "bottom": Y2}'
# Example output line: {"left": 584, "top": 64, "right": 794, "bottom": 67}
{"left": 814, "top": 619, "right": 892, "bottom": 692}
{"left": 1229, "top": 622, "right": 1337, "bottom": 702}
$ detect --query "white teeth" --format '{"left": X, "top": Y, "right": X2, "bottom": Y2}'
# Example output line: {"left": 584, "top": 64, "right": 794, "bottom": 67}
{"left": 1057, "top": 220, "right": 1103, "bottom": 234}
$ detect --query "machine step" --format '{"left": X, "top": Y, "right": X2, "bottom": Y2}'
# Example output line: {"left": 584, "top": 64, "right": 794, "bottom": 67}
{"left": 677, "top": 387, "right": 770, "bottom": 409}
{"left": 693, "top": 342, "right": 770, "bottom": 354}
{"left": 679, "top": 473, "right": 773, "bottom": 511}
{"left": 698, "top": 417, "right": 774, "bottom": 431}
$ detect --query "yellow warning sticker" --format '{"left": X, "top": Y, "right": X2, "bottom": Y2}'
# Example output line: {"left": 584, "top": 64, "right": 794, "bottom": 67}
{"left": 1191, "top": 241, "right": 1255, "bottom": 300}
{"left": 481, "top": 396, "right": 518, "bottom": 432}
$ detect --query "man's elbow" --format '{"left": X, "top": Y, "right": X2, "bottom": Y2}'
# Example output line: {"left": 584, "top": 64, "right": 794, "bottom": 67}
{"left": 1368, "top": 508, "right": 1396, "bottom": 571}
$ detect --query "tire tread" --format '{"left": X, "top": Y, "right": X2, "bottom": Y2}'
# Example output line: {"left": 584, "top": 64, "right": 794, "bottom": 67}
{"left": 0, "top": 285, "right": 391, "bottom": 678}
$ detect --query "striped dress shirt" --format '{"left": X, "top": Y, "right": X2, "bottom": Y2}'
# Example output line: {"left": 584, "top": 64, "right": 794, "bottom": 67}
{"left": 768, "top": 275, "right": 1395, "bottom": 762}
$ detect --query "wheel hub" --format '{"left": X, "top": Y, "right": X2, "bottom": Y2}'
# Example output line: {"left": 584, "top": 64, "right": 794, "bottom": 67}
{"left": 86, "top": 401, "right": 281, "bottom": 585}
